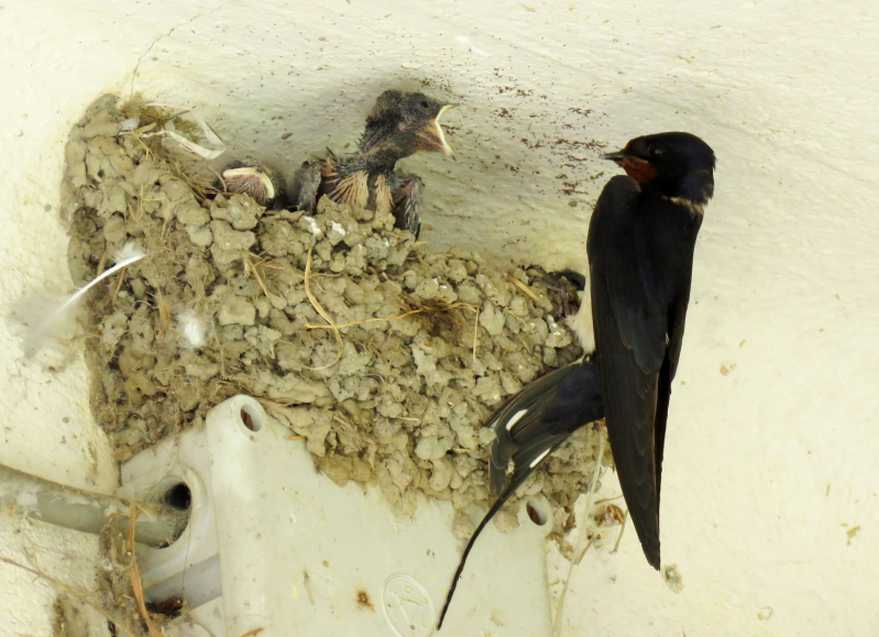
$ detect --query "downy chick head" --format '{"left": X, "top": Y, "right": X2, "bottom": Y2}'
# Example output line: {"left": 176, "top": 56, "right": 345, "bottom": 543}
{"left": 361, "top": 90, "right": 455, "bottom": 166}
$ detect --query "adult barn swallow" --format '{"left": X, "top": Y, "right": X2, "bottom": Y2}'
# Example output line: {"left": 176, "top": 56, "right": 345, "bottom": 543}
{"left": 589, "top": 132, "right": 715, "bottom": 569}
{"left": 437, "top": 357, "right": 604, "bottom": 629}
{"left": 287, "top": 90, "right": 454, "bottom": 237}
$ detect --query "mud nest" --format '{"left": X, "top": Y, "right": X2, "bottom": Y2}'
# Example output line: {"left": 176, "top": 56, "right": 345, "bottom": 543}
{"left": 59, "top": 94, "right": 608, "bottom": 538}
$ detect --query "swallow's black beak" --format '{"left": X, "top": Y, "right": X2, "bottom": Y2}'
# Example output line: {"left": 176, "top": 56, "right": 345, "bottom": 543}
{"left": 603, "top": 148, "right": 658, "bottom": 183}
{"left": 602, "top": 150, "right": 627, "bottom": 162}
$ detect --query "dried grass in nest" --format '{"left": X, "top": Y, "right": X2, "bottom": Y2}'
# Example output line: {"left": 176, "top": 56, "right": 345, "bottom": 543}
{"left": 551, "top": 433, "right": 606, "bottom": 637}
{"left": 65, "top": 94, "right": 601, "bottom": 559}
{"left": 119, "top": 97, "right": 223, "bottom": 190}
{"left": 169, "top": 157, "right": 217, "bottom": 203}
{"left": 127, "top": 505, "right": 162, "bottom": 637}
{"left": 243, "top": 251, "right": 288, "bottom": 300}
{"left": 403, "top": 297, "right": 481, "bottom": 366}
{"left": 507, "top": 274, "right": 543, "bottom": 304}
{"left": 303, "top": 275, "right": 482, "bottom": 368}
{"left": 154, "top": 291, "right": 173, "bottom": 336}
{"left": 302, "top": 246, "right": 344, "bottom": 369}
{"left": 121, "top": 97, "right": 201, "bottom": 142}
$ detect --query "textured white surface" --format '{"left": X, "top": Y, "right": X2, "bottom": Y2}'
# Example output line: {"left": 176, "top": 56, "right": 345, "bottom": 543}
{"left": 117, "top": 395, "right": 552, "bottom": 636}
{"left": 1, "top": 1, "right": 878, "bottom": 635}
{"left": 209, "top": 407, "right": 548, "bottom": 637}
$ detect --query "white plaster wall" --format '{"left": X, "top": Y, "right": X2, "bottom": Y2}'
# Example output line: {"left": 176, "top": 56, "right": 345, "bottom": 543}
{"left": 1, "top": 1, "right": 877, "bottom": 635}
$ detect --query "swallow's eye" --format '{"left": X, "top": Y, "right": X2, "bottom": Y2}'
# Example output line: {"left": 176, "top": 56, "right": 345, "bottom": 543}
{"left": 420, "top": 100, "right": 430, "bottom": 110}
{"left": 651, "top": 147, "right": 664, "bottom": 157}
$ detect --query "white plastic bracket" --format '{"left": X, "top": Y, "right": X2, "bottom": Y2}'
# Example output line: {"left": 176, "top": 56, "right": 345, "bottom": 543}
{"left": 119, "top": 395, "right": 553, "bottom": 635}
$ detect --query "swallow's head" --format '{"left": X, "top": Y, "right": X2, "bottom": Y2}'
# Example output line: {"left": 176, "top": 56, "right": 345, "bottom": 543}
{"left": 604, "top": 132, "right": 715, "bottom": 204}
{"left": 362, "top": 90, "right": 454, "bottom": 164}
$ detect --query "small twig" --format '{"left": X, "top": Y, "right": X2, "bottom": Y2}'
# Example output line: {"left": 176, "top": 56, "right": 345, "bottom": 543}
{"left": 243, "top": 253, "right": 272, "bottom": 299}
{"left": 240, "top": 629, "right": 265, "bottom": 637}
{"left": 126, "top": 129, "right": 156, "bottom": 161}
{"left": 305, "top": 306, "right": 435, "bottom": 330}
{"left": 611, "top": 510, "right": 629, "bottom": 553}
{"left": 552, "top": 434, "right": 606, "bottom": 636}
{"left": 554, "top": 536, "right": 593, "bottom": 628}
{"left": 471, "top": 306, "right": 480, "bottom": 366}
{"left": 303, "top": 246, "right": 344, "bottom": 369}
{"left": 217, "top": 338, "right": 227, "bottom": 378}
{"left": 304, "top": 301, "right": 475, "bottom": 331}
{"left": 155, "top": 291, "right": 172, "bottom": 337}
{"left": 332, "top": 413, "right": 353, "bottom": 428}
{"left": 127, "top": 505, "right": 162, "bottom": 637}
{"left": 113, "top": 268, "right": 128, "bottom": 296}
{"left": 168, "top": 158, "right": 213, "bottom": 202}
{"left": 508, "top": 275, "right": 542, "bottom": 303}
{"left": 258, "top": 261, "right": 288, "bottom": 272}
{"left": 303, "top": 298, "right": 482, "bottom": 368}
{"left": 594, "top": 494, "right": 624, "bottom": 506}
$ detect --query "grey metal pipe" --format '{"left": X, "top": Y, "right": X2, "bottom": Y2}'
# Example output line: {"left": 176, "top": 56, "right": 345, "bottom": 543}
{"left": 0, "top": 463, "right": 189, "bottom": 547}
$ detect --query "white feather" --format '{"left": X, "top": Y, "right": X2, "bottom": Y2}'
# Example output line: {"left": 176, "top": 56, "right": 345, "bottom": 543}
{"left": 303, "top": 216, "right": 322, "bottom": 237}
{"left": 138, "top": 106, "right": 226, "bottom": 160}
{"left": 177, "top": 309, "right": 207, "bottom": 349}
{"left": 15, "top": 242, "right": 146, "bottom": 356}
{"left": 113, "top": 240, "right": 146, "bottom": 264}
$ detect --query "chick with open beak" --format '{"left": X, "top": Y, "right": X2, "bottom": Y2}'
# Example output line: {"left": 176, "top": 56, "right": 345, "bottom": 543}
{"left": 216, "top": 91, "right": 454, "bottom": 237}
{"left": 288, "top": 90, "right": 455, "bottom": 238}
{"left": 414, "top": 102, "right": 455, "bottom": 157}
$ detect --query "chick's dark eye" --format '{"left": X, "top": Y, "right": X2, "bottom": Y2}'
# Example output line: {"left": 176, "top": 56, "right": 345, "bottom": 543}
{"left": 420, "top": 100, "right": 429, "bottom": 109}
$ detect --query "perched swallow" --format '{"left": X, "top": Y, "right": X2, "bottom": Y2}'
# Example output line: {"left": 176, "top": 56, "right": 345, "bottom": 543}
{"left": 589, "top": 132, "right": 715, "bottom": 569}
{"left": 287, "top": 90, "right": 454, "bottom": 237}
{"left": 217, "top": 160, "right": 285, "bottom": 208}
{"left": 437, "top": 358, "right": 604, "bottom": 629}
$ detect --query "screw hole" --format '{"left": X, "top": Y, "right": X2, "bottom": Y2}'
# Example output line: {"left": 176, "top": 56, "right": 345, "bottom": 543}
{"left": 526, "top": 499, "right": 548, "bottom": 526}
{"left": 163, "top": 482, "right": 191, "bottom": 510}
{"left": 240, "top": 406, "right": 261, "bottom": 432}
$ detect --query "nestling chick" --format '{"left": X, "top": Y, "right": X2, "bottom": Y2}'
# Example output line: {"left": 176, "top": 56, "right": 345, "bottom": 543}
{"left": 289, "top": 90, "right": 455, "bottom": 238}
{"left": 222, "top": 91, "right": 453, "bottom": 236}
{"left": 217, "top": 160, "right": 285, "bottom": 208}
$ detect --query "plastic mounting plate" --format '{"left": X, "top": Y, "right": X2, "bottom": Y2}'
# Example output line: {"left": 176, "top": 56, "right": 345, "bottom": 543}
{"left": 120, "top": 395, "right": 553, "bottom": 636}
